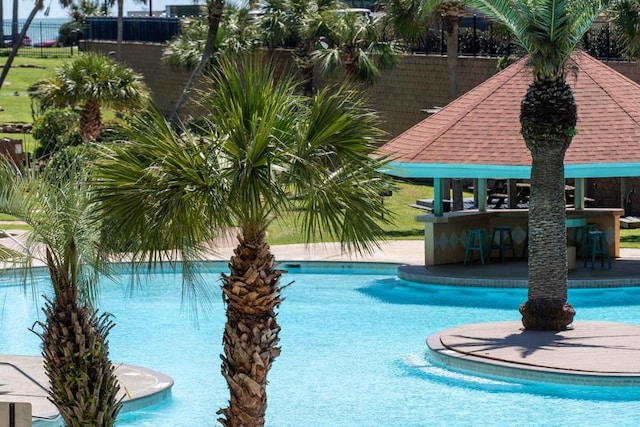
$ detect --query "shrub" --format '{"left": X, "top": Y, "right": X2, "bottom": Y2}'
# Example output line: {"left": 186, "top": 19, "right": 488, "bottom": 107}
{"left": 31, "top": 108, "right": 82, "bottom": 159}
{"left": 58, "top": 21, "right": 83, "bottom": 47}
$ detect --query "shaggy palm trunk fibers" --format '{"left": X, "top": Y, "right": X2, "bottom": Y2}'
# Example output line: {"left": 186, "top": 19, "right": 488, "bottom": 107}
{"left": 36, "top": 262, "right": 122, "bottom": 426}
{"left": 219, "top": 234, "right": 283, "bottom": 427}
{"left": 519, "top": 77, "right": 577, "bottom": 330}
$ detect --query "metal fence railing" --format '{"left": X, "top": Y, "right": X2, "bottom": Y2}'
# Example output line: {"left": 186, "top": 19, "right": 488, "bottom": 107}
{"left": 1, "top": 20, "right": 78, "bottom": 59}
{"left": 415, "top": 17, "right": 625, "bottom": 61}
{"left": 1, "top": 15, "right": 627, "bottom": 62}
{"left": 84, "top": 17, "right": 180, "bottom": 43}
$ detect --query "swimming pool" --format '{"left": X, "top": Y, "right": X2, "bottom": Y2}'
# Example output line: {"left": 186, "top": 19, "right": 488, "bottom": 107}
{"left": 2, "top": 265, "right": 640, "bottom": 426}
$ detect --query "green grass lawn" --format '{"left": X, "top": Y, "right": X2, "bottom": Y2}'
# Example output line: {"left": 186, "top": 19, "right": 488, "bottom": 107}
{"left": 0, "top": 56, "right": 68, "bottom": 123}
{"left": 0, "top": 56, "right": 69, "bottom": 153}
{"left": 620, "top": 228, "right": 640, "bottom": 248}
{"left": 265, "top": 180, "right": 433, "bottom": 245}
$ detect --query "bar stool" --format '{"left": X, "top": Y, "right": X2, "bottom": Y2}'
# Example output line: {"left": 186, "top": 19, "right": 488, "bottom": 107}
{"left": 464, "top": 228, "right": 488, "bottom": 265}
{"left": 584, "top": 230, "right": 612, "bottom": 269}
{"left": 490, "top": 225, "right": 516, "bottom": 262}
{"left": 573, "top": 223, "right": 598, "bottom": 260}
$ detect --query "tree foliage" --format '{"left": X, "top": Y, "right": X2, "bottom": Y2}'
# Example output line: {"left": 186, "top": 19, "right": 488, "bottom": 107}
{"left": 31, "top": 108, "right": 82, "bottom": 159}
{"left": 90, "top": 53, "right": 393, "bottom": 423}
{"left": 0, "top": 151, "right": 122, "bottom": 425}
{"left": 29, "top": 53, "right": 149, "bottom": 141}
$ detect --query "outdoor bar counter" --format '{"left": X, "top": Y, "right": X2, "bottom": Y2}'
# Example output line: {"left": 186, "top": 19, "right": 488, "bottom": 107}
{"left": 416, "top": 208, "right": 623, "bottom": 266}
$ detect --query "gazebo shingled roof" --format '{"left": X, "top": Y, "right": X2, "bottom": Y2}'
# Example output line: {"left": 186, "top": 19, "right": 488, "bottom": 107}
{"left": 377, "top": 51, "right": 640, "bottom": 179}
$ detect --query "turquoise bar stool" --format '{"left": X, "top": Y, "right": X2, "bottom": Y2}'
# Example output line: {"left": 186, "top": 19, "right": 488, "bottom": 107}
{"left": 573, "top": 223, "right": 598, "bottom": 260}
{"left": 585, "top": 230, "right": 612, "bottom": 269}
{"left": 490, "top": 225, "right": 516, "bottom": 262}
{"left": 464, "top": 228, "right": 488, "bottom": 265}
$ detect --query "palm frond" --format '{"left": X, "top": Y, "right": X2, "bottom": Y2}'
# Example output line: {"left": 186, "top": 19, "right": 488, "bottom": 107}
{"left": 286, "top": 85, "right": 391, "bottom": 254}
{"left": 468, "top": 0, "right": 612, "bottom": 80}
{"left": 198, "top": 55, "right": 301, "bottom": 224}
{"left": 92, "top": 109, "right": 231, "bottom": 261}
{"left": 608, "top": 0, "right": 640, "bottom": 55}
{"left": 0, "top": 151, "right": 114, "bottom": 306}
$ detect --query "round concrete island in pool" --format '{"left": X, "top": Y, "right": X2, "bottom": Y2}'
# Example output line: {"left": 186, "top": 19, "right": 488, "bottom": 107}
{"left": 0, "top": 355, "right": 173, "bottom": 426}
{"left": 427, "top": 320, "right": 640, "bottom": 387}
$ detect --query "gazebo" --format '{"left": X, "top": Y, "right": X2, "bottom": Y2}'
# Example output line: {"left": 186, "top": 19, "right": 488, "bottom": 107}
{"left": 376, "top": 51, "right": 634, "bottom": 266}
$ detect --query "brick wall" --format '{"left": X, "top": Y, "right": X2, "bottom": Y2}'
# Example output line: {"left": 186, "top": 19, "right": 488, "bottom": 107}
{"left": 606, "top": 61, "right": 640, "bottom": 85}
{"left": 85, "top": 42, "right": 194, "bottom": 117}
{"left": 85, "top": 42, "right": 498, "bottom": 137}
{"left": 84, "top": 42, "right": 640, "bottom": 140}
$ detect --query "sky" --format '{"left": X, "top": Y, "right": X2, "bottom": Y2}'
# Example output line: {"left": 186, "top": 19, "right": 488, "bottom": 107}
{"left": 3, "top": 0, "right": 245, "bottom": 20}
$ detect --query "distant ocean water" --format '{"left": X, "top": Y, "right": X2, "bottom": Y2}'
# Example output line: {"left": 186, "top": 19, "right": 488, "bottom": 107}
{"left": 2, "top": 18, "right": 71, "bottom": 43}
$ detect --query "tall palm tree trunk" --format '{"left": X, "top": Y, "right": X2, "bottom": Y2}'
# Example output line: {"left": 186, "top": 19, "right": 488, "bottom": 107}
{"left": 116, "top": 0, "right": 124, "bottom": 61}
{"left": 443, "top": 15, "right": 460, "bottom": 101}
{"left": 35, "top": 251, "right": 122, "bottom": 426}
{"left": 519, "top": 78, "right": 576, "bottom": 330}
{"left": 170, "top": 0, "right": 224, "bottom": 124}
{"left": 295, "top": 46, "right": 315, "bottom": 97}
{"left": 218, "top": 231, "right": 283, "bottom": 426}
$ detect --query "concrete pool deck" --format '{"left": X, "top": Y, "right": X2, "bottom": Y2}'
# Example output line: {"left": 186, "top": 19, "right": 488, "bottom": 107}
{"left": 3, "top": 237, "right": 640, "bottom": 423}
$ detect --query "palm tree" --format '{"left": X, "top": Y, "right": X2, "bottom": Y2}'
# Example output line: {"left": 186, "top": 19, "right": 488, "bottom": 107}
{"left": 29, "top": 53, "right": 149, "bottom": 142}
{"left": 163, "top": 5, "right": 259, "bottom": 71}
{"left": 608, "top": 0, "right": 640, "bottom": 58}
{"left": 99, "top": 0, "right": 148, "bottom": 60}
{"left": 256, "top": 0, "right": 401, "bottom": 95}
{"left": 313, "top": 9, "right": 401, "bottom": 84}
{"left": 255, "top": 0, "right": 338, "bottom": 95}
{"left": 383, "top": 0, "right": 430, "bottom": 51}
{"left": 466, "top": 0, "right": 615, "bottom": 330}
{"left": 385, "top": 0, "right": 467, "bottom": 99}
{"left": 427, "top": 0, "right": 468, "bottom": 99}
{"left": 0, "top": 150, "right": 122, "bottom": 425}
{"left": 90, "top": 54, "right": 392, "bottom": 426}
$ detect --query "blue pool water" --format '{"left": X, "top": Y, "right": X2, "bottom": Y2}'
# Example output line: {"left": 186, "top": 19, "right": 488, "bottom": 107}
{"left": 1, "top": 265, "right": 640, "bottom": 426}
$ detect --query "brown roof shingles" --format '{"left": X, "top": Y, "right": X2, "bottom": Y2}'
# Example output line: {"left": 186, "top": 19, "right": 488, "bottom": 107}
{"left": 377, "top": 51, "right": 640, "bottom": 168}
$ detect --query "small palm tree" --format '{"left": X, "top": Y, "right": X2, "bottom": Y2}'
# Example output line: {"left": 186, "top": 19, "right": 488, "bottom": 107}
{"left": 0, "top": 150, "right": 122, "bottom": 425}
{"left": 256, "top": 0, "right": 339, "bottom": 95}
{"left": 163, "top": 5, "right": 259, "bottom": 70}
{"left": 313, "top": 9, "right": 401, "bottom": 84}
{"left": 29, "top": 53, "right": 149, "bottom": 142}
{"left": 466, "top": 0, "right": 616, "bottom": 329}
{"left": 90, "top": 54, "right": 393, "bottom": 425}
